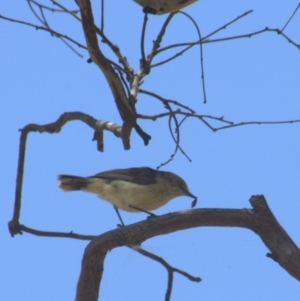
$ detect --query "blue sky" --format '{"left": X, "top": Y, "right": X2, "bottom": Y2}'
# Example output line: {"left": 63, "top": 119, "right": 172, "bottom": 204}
{"left": 1, "top": 0, "right": 300, "bottom": 300}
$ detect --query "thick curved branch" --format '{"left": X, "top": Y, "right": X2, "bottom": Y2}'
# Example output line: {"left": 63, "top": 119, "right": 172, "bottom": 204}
{"left": 77, "top": 0, "right": 136, "bottom": 149}
{"left": 75, "top": 195, "right": 300, "bottom": 301}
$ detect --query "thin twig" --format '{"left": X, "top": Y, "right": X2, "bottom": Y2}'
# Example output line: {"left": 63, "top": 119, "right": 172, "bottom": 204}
{"left": 101, "top": 0, "right": 104, "bottom": 32}
{"left": 27, "top": 0, "right": 44, "bottom": 24}
{"left": 138, "top": 108, "right": 300, "bottom": 130}
{"left": 137, "top": 110, "right": 182, "bottom": 120}
{"left": 27, "top": 0, "right": 84, "bottom": 57}
{"left": 51, "top": 0, "right": 80, "bottom": 17}
{"left": 151, "top": 44, "right": 194, "bottom": 67}
{"left": 177, "top": 11, "right": 207, "bottom": 103}
{"left": 204, "top": 27, "right": 300, "bottom": 49}
{"left": 139, "top": 89, "right": 195, "bottom": 113}
{"left": 19, "top": 224, "right": 96, "bottom": 240}
{"left": 203, "top": 9, "right": 253, "bottom": 40}
{"left": 153, "top": 25, "right": 300, "bottom": 68}
{"left": 155, "top": 10, "right": 253, "bottom": 55}
{"left": 39, "top": 4, "right": 49, "bottom": 27}
{"left": 30, "top": 0, "right": 75, "bottom": 13}
{"left": 140, "top": 12, "right": 148, "bottom": 64}
{"left": 214, "top": 118, "right": 300, "bottom": 131}
{"left": 169, "top": 114, "right": 192, "bottom": 162}
{"left": 51, "top": 0, "right": 134, "bottom": 75}
{"left": 147, "top": 13, "right": 176, "bottom": 64}
{"left": 0, "top": 15, "right": 87, "bottom": 49}
{"left": 60, "top": 37, "right": 84, "bottom": 57}
{"left": 159, "top": 100, "right": 192, "bottom": 168}
{"left": 281, "top": 3, "right": 300, "bottom": 32}
{"left": 132, "top": 246, "right": 201, "bottom": 301}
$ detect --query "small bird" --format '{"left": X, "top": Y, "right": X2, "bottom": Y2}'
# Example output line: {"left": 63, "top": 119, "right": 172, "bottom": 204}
{"left": 133, "top": 0, "right": 198, "bottom": 15}
{"left": 58, "top": 167, "right": 197, "bottom": 224}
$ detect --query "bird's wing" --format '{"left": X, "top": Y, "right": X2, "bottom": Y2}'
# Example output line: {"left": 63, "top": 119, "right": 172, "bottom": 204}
{"left": 91, "top": 167, "right": 158, "bottom": 185}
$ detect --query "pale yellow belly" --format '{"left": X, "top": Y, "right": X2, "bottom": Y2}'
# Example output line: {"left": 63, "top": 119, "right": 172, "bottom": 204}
{"left": 97, "top": 180, "right": 171, "bottom": 212}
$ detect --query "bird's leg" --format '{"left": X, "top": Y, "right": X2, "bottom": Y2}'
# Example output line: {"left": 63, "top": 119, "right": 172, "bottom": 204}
{"left": 128, "top": 205, "right": 157, "bottom": 218}
{"left": 113, "top": 206, "right": 125, "bottom": 227}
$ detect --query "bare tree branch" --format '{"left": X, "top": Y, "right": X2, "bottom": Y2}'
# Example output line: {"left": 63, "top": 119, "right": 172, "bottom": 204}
{"left": 30, "top": 0, "right": 77, "bottom": 13}
{"left": 139, "top": 89, "right": 195, "bottom": 113}
{"left": 204, "top": 27, "right": 300, "bottom": 49}
{"left": 136, "top": 107, "right": 300, "bottom": 131}
{"left": 4, "top": 4, "right": 300, "bottom": 299}
{"left": 140, "top": 12, "right": 148, "bottom": 63}
{"left": 0, "top": 14, "right": 87, "bottom": 50}
{"left": 153, "top": 24, "right": 300, "bottom": 69}
{"left": 51, "top": 0, "right": 134, "bottom": 74}
{"left": 77, "top": 0, "right": 136, "bottom": 149}
{"left": 133, "top": 246, "right": 201, "bottom": 301}
{"left": 147, "top": 13, "right": 176, "bottom": 64}
{"left": 13, "top": 224, "right": 96, "bottom": 240}
{"left": 280, "top": 3, "right": 300, "bottom": 32}
{"left": 8, "top": 112, "right": 123, "bottom": 237}
{"left": 155, "top": 10, "right": 253, "bottom": 55}
{"left": 74, "top": 195, "right": 300, "bottom": 301}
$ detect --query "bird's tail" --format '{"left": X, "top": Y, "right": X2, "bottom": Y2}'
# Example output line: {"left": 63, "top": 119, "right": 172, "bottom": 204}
{"left": 58, "top": 175, "right": 89, "bottom": 191}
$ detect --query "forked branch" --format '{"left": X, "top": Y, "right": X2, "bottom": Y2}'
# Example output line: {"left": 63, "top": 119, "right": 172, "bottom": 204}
{"left": 77, "top": 0, "right": 137, "bottom": 150}
{"left": 8, "top": 112, "right": 123, "bottom": 237}
{"left": 74, "top": 195, "right": 300, "bottom": 301}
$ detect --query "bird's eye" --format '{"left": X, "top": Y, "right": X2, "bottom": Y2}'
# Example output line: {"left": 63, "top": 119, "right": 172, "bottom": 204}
{"left": 177, "top": 179, "right": 184, "bottom": 189}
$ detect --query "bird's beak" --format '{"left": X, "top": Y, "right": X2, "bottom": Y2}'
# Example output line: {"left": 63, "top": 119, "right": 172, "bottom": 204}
{"left": 184, "top": 190, "right": 196, "bottom": 199}
{"left": 183, "top": 190, "right": 198, "bottom": 208}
